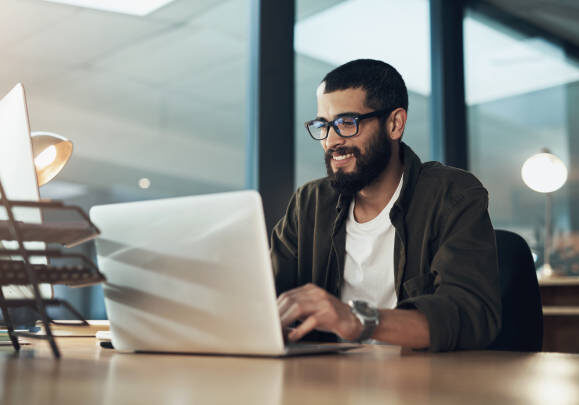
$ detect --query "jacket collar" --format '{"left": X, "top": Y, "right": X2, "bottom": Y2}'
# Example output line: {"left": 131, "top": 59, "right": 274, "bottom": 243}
{"left": 395, "top": 142, "right": 422, "bottom": 214}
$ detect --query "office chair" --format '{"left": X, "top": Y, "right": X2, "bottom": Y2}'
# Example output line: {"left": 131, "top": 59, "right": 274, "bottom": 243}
{"left": 489, "top": 229, "right": 543, "bottom": 351}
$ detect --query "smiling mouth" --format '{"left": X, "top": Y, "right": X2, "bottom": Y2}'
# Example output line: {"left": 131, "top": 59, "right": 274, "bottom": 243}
{"left": 332, "top": 153, "right": 354, "bottom": 161}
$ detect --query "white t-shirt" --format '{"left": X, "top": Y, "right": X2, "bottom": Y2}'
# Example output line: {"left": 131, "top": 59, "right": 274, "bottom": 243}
{"left": 341, "top": 175, "right": 404, "bottom": 309}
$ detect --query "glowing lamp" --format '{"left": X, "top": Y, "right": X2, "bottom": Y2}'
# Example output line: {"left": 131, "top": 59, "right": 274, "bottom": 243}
{"left": 521, "top": 149, "right": 567, "bottom": 278}
{"left": 30, "top": 132, "right": 73, "bottom": 186}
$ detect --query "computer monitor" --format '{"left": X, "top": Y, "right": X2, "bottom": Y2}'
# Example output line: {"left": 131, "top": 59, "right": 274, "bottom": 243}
{"left": 0, "top": 83, "right": 51, "bottom": 299}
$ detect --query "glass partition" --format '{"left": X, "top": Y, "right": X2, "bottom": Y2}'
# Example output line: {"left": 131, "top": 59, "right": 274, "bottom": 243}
{"left": 465, "top": 10, "right": 579, "bottom": 276}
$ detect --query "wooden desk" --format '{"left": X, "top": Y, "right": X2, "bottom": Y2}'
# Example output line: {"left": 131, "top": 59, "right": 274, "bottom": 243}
{"left": 1, "top": 339, "right": 579, "bottom": 405}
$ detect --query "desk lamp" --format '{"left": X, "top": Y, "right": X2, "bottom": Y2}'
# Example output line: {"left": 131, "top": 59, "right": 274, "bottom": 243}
{"left": 30, "top": 131, "right": 73, "bottom": 186}
{"left": 0, "top": 131, "right": 73, "bottom": 310}
{"left": 521, "top": 149, "right": 568, "bottom": 278}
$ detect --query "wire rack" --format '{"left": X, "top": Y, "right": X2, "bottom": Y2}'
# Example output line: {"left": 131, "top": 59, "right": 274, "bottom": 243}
{"left": 0, "top": 179, "right": 105, "bottom": 358}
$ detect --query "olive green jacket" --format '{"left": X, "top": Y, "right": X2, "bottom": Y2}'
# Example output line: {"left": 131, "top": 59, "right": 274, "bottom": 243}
{"left": 271, "top": 143, "right": 501, "bottom": 352}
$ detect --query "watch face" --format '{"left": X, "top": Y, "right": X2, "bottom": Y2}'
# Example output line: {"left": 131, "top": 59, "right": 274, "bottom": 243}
{"left": 352, "top": 300, "right": 377, "bottom": 317}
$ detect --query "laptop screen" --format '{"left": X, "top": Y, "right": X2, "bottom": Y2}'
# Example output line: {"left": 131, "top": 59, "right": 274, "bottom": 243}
{"left": 0, "top": 83, "right": 51, "bottom": 299}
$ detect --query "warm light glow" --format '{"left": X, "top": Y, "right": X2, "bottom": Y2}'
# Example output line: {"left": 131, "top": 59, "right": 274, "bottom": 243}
{"left": 31, "top": 131, "right": 73, "bottom": 187}
{"left": 138, "top": 178, "right": 151, "bottom": 189}
{"left": 521, "top": 152, "right": 568, "bottom": 193}
{"left": 34, "top": 145, "right": 57, "bottom": 171}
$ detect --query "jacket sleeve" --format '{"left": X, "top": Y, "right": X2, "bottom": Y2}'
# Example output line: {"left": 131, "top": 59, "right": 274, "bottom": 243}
{"left": 270, "top": 190, "right": 300, "bottom": 295}
{"left": 397, "top": 187, "right": 502, "bottom": 352}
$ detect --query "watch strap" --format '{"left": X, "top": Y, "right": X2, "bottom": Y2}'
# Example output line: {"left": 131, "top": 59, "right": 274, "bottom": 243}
{"left": 349, "top": 300, "right": 379, "bottom": 342}
{"left": 357, "top": 316, "right": 378, "bottom": 342}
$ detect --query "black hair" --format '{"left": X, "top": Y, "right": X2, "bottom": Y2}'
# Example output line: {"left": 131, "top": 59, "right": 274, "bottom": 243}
{"left": 322, "top": 59, "right": 408, "bottom": 112}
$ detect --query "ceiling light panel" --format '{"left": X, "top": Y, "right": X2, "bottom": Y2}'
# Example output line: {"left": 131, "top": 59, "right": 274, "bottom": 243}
{"left": 40, "top": 0, "right": 176, "bottom": 16}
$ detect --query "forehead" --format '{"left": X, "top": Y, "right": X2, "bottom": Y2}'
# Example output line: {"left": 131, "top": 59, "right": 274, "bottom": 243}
{"left": 316, "top": 86, "right": 369, "bottom": 117}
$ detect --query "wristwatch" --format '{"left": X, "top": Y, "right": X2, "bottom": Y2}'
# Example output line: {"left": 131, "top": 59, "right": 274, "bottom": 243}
{"left": 348, "top": 300, "right": 380, "bottom": 342}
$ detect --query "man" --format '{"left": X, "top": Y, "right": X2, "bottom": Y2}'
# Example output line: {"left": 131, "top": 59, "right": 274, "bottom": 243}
{"left": 271, "top": 59, "right": 501, "bottom": 352}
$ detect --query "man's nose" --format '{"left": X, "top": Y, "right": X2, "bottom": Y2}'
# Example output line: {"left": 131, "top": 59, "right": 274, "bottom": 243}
{"left": 324, "top": 126, "right": 345, "bottom": 150}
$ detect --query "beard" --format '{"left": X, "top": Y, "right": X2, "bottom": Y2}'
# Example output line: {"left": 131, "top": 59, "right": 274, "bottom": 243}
{"left": 324, "top": 128, "right": 392, "bottom": 196}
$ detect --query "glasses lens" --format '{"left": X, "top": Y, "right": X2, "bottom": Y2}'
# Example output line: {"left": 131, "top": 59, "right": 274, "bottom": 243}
{"left": 307, "top": 120, "right": 327, "bottom": 140}
{"left": 335, "top": 116, "right": 357, "bottom": 136}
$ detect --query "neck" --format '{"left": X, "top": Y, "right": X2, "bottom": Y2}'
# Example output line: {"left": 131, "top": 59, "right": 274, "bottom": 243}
{"left": 353, "top": 143, "right": 404, "bottom": 223}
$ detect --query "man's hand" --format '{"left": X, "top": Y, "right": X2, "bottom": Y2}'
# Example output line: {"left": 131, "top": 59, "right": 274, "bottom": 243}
{"left": 277, "top": 283, "right": 363, "bottom": 342}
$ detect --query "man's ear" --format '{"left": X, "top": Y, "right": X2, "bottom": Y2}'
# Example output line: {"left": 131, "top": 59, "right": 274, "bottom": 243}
{"left": 388, "top": 108, "right": 407, "bottom": 141}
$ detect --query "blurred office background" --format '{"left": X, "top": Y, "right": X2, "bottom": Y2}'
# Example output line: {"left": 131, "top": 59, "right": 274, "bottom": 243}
{"left": 0, "top": 0, "right": 577, "bottom": 319}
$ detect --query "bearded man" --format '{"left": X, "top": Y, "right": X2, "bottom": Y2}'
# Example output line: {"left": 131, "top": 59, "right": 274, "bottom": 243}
{"left": 271, "top": 59, "right": 501, "bottom": 351}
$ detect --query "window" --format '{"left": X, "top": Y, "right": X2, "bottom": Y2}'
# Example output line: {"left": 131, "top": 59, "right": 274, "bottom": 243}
{"left": 294, "top": 0, "right": 432, "bottom": 187}
{"left": 465, "top": 9, "right": 579, "bottom": 275}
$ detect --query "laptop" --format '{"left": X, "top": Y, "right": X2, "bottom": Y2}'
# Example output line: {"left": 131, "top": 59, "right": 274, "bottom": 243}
{"left": 90, "top": 191, "right": 358, "bottom": 356}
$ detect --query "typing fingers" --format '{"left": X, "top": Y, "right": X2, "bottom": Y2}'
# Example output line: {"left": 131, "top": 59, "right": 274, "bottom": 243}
{"left": 287, "top": 316, "right": 318, "bottom": 342}
{"left": 282, "top": 326, "right": 295, "bottom": 343}
{"left": 276, "top": 283, "right": 322, "bottom": 307}
{"left": 277, "top": 284, "right": 323, "bottom": 327}
{"left": 279, "top": 299, "right": 318, "bottom": 328}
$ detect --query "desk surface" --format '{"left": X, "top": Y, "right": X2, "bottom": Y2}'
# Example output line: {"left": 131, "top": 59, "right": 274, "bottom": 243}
{"left": 1, "top": 339, "right": 579, "bottom": 405}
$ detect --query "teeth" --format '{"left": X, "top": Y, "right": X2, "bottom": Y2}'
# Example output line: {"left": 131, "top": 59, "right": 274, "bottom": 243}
{"left": 333, "top": 153, "right": 353, "bottom": 161}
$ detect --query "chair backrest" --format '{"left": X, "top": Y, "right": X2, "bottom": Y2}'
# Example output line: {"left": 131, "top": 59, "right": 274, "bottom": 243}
{"left": 489, "top": 230, "right": 543, "bottom": 351}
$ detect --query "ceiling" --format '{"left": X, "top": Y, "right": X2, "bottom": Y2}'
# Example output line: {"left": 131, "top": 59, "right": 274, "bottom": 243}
{"left": 0, "top": 0, "right": 252, "bottom": 201}
{"left": 483, "top": 0, "right": 579, "bottom": 49}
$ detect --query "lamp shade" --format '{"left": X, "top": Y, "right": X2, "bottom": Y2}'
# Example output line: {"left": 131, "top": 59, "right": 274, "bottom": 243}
{"left": 521, "top": 151, "right": 568, "bottom": 193}
{"left": 30, "top": 132, "right": 73, "bottom": 186}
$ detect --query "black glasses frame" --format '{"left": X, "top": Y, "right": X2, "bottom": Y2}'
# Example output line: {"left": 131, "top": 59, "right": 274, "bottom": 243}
{"left": 304, "top": 108, "right": 392, "bottom": 140}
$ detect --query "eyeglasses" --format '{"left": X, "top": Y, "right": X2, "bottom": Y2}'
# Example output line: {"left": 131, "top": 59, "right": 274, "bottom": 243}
{"left": 304, "top": 108, "right": 392, "bottom": 140}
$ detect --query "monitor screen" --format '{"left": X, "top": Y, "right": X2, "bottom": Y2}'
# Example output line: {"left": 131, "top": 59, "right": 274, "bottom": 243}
{"left": 0, "top": 83, "right": 51, "bottom": 299}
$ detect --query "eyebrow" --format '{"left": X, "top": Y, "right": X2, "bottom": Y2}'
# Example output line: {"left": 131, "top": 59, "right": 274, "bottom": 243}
{"left": 314, "top": 111, "right": 362, "bottom": 121}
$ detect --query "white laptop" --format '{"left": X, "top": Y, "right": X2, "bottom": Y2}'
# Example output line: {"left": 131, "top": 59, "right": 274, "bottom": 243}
{"left": 90, "top": 190, "right": 358, "bottom": 356}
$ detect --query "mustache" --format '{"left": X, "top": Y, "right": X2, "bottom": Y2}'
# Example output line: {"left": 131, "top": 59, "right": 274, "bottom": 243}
{"left": 324, "top": 146, "right": 361, "bottom": 161}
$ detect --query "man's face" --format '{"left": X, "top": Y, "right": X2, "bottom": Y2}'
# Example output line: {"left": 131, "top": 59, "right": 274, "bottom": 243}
{"left": 317, "top": 86, "right": 392, "bottom": 195}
